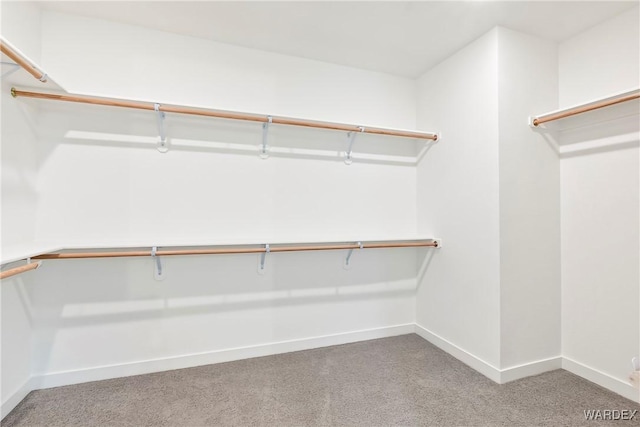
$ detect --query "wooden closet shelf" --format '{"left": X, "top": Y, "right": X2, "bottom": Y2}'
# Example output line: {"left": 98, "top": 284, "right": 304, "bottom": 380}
{"left": 12, "top": 87, "right": 439, "bottom": 142}
{"left": 1, "top": 238, "right": 441, "bottom": 280}
{"left": 33, "top": 239, "right": 439, "bottom": 260}
{"left": 530, "top": 88, "right": 640, "bottom": 127}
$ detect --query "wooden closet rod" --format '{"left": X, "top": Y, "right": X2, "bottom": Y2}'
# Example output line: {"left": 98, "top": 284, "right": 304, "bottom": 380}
{"left": 0, "top": 40, "right": 47, "bottom": 82}
{"left": 0, "top": 262, "right": 41, "bottom": 280}
{"left": 33, "top": 241, "right": 438, "bottom": 260}
{"left": 531, "top": 90, "right": 640, "bottom": 126}
{"left": 11, "top": 87, "right": 438, "bottom": 141}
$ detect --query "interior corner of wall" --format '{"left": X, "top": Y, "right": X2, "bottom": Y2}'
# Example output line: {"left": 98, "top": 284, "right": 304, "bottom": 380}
{"left": 1, "top": 375, "right": 34, "bottom": 421}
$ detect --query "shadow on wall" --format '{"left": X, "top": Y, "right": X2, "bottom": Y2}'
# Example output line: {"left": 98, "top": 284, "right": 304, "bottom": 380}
{"left": 18, "top": 98, "right": 438, "bottom": 167}
{"left": 416, "top": 247, "right": 437, "bottom": 290}
{"left": 9, "top": 247, "right": 433, "bottom": 371}
{"left": 1, "top": 81, "right": 40, "bottom": 247}
{"left": 531, "top": 105, "right": 640, "bottom": 158}
{"left": 23, "top": 248, "right": 421, "bottom": 326}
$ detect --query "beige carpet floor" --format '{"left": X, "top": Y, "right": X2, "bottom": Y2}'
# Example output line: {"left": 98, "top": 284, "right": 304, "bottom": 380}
{"left": 4, "top": 334, "right": 639, "bottom": 426}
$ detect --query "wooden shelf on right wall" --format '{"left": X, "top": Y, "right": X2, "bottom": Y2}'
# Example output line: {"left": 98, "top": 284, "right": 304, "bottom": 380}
{"left": 529, "top": 88, "right": 639, "bottom": 131}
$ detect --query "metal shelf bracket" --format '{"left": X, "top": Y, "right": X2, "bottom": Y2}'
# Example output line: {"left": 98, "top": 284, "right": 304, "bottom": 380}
{"left": 260, "top": 116, "right": 273, "bottom": 159}
{"left": 344, "top": 126, "right": 365, "bottom": 165}
{"left": 155, "top": 103, "right": 169, "bottom": 153}
{"left": 258, "top": 244, "right": 270, "bottom": 274}
{"left": 151, "top": 246, "right": 165, "bottom": 280}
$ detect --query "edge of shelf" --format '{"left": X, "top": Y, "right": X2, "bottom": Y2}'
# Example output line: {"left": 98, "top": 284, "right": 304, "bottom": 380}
{"left": 0, "top": 37, "right": 65, "bottom": 91}
{"left": 60, "top": 236, "right": 437, "bottom": 251}
{"left": 530, "top": 87, "right": 640, "bottom": 128}
{"left": 11, "top": 86, "right": 438, "bottom": 141}
{"left": 1, "top": 244, "right": 64, "bottom": 265}
{"left": 1, "top": 236, "right": 437, "bottom": 265}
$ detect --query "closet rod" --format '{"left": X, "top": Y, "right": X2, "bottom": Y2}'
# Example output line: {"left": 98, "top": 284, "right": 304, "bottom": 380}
{"left": 531, "top": 90, "right": 640, "bottom": 126}
{"left": 0, "top": 262, "right": 41, "bottom": 280}
{"left": 10, "top": 87, "right": 438, "bottom": 141}
{"left": 33, "top": 241, "right": 438, "bottom": 260}
{"left": 0, "top": 40, "right": 47, "bottom": 82}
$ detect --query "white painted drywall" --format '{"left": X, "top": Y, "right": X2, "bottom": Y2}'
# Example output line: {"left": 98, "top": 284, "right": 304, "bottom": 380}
{"left": 29, "top": 250, "right": 417, "bottom": 376}
{"left": 40, "top": 11, "right": 416, "bottom": 128}
{"left": 33, "top": 107, "right": 421, "bottom": 247}
{"left": 496, "top": 27, "right": 561, "bottom": 369}
{"left": 561, "top": 145, "right": 639, "bottom": 400}
{"left": 6, "top": 11, "right": 424, "bottom": 382}
{"left": 0, "top": 1, "right": 42, "bottom": 63}
{"left": 416, "top": 26, "right": 562, "bottom": 374}
{"left": 0, "top": 3, "right": 44, "bottom": 411}
{"left": 1, "top": 80, "right": 39, "bottom": 249}
{"left": 416, "top": 28, "right": 501, "bottom": 368}
{"left": 558, "top": 6, "right": 640, "bottom": 401}
{"left": 0, "top": 274, "right": 34, "bottom": 418}
{"left": 0, "top": 79, "right": 39, "bottom": 414}
{"left": 559, "top": 7, "right": 640, "bottom": 107}
{"left": 36, "top": 11, "right": 420, "bottom": 247}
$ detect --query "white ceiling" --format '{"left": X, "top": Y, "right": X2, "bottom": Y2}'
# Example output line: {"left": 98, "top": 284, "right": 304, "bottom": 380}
{"left": 39, "top": 1, "right": 638, "bottom": 78}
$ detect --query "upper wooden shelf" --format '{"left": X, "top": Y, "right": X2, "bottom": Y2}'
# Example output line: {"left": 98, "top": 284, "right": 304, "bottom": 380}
{"left": 530, "top": 88, "right": 640, "bottom": 130}
{"left": 11, "top": 86, "right": 439, "bottom": 142}
{"left": 4, "top": 36, "right": 439, "bottom": 166}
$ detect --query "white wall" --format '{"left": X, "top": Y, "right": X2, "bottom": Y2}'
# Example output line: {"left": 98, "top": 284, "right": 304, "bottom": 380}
{"left": 416, "top": 16, "right": 637, "bottom": 399}
{"left": 558, "top": 6, "right": 640, "bottom": 402}
{"left": 0, "top": 20, "right": 45, "bottom": 411}
{"left": 0, "top": 78, "right": 39, "bottom": 415}
{"left": 33, "top": 106, "right": 420, "bottom": 247}
{"left": 3, "top": 10, "right": 425, "bottom": 387}
{"left": 0, "top": 273, "right": 34, "bottom": 418}
{"left": 1, "top": 80, "right": 39, "bottom": 250}
{"left": 0, "top": 0, "right": 43, "bottom": 404}
{"left": 36, "top": 11, "right": 420, "bottom": 247}
{"left": 559, "top": 7, "right": 640, "bottom": 107}
{"left": 416, "top": 27, "right": 562, "bottom": 378}
{"left": 40, "top": 12, "right": 416, "bottom": 128}
{"left": 416, "top": 29, "right": 502, "bottom": 369}
{"left": 0, "top": 1, "right": 42, "bottom": 64}
{"left": 497, "top": 27, "right": 560, "bottom": 369}
{"left": 29, "top": 250, "right": 417, "bottom": 378}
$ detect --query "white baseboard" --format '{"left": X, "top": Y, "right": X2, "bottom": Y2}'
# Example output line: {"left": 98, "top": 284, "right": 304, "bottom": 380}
{"left": 414, "top": 324, "right": 502, "bottom": 382}
{"left": 500, "top": 356, "right": 562, "bottom": 383}
{"left": 1, "top": 377, "right": 35, "bottom": 420}
{"left": 563, "top": 357, "right": 639, "bottom": 403}
{"left": 414, "top": 324, "right": 561, "bottom": 384}
{"left": 4, "top": 324, "right": 637, "bottom": 420}
{"left": 31, "top": 323, "right": 415, "bottom": 391}
{"left": 414, "top": 323, "right": 638, "bottom": 402}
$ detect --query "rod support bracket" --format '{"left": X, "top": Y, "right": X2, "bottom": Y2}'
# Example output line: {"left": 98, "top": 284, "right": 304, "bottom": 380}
{"left": 258, "top": 244, "right": 270, "bottom": 274}
{"left": 528, "top": 116, "right": 540, "bottom": 128}
{"left": 151, "top": 246, "right": 165, "bottom": 280}
{"left": 38, "top": 73, "right": 48, "bottom": 83}
{"left": 155, "top": 103, "right": 169, "bottom": 153}
{"left": 433, "top": 238, "right": 442, "bottom": 248}
{"left": 260, "top": 116, "right": 273, "bottom": 159}
{"left": 343, "top": 241, "right": 363, "bottom": 269}
{"left": 344, "top": 126, "right": 365, "bottom": 165}
{"left": 10, "top": 87, "right": 16, "bottom": 98}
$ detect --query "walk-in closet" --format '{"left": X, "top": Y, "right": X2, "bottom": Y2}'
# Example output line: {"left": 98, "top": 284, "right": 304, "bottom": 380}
{"left": 1, "top": 1, "right": 639, "bottom": 425}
